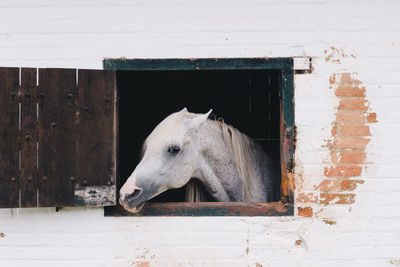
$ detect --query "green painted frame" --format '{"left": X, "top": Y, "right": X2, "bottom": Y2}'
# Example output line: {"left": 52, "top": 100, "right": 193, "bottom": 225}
{"left": 104, "top": 58, "right": 295, "bottom": 216}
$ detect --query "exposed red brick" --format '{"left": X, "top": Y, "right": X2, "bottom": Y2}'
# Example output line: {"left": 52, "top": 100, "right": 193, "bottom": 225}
{"left": 133, "top": 261, "right": 150, "bottom": 267}
{"left": 324, "top": 166, "right": 362, "bottom": 177}
{"left": 339, "top": 153, "right": 366, "bottom": 164}
{"left": 329, "top": 75, "right": 336, "bottom": 85}
{"left": 330, "top": 152, "right": 339, "bottom": 164}
{"left": 338, "top": 73, "right": 362, "bottom": 86}
{"left": 296, "top": 192, "right": 318, "bottom": 204}
{"left": 331, "top": 125, "right": 338, "bottom": 136}
{"left": 295, "top": 240, "right": 302, "bottom": 246}
{"left": 340, "top": 180, "right": 364, "bottom": 191}
{"left": 340, "top": 126, "right": 371, "bottom": 137}
{"left": 298, "top": 207, "right": 313, "bottom": 217}
{"left": 367, "top": 112, "right": 378, "bottom": 123}
{"left": 320, "top": 193, "right": 355, "bottom": 205}
{"left": 332, "top": 138, "right": 370, "bottom": 150}
{"left": 316, "top": 179, "right": 340, "bottom": 191}
{"left": 321, "top": 73, "right": 375, "bottom": 207}
{"left": 336, "top": 111, "right": 365, "bottom": 124}
{"left": 335, "top": 86, "right": 366, "bottom": 97}
{"left": 338, "top": 99, "right": 368, "bottom": 111}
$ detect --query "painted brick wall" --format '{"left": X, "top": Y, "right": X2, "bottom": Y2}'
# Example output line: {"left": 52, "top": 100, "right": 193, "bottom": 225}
{"left": 1, "top": 1, "right": 400, "bottom": 266}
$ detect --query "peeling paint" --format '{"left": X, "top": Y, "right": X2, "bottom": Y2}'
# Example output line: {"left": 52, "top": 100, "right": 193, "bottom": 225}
{"left": 323, "top": 220, "right": 337, "bottom": 225}
{"left": 131, "top": 261, "right": 150, "bottom": 267}
{"left": 324, "top": 47, "right": 354, "bottom": 63}
{"left": 390, "top": 259, "right": 400, "bottom": 266}
{"left": 297, "top": 53, "right": 378, "bottom": 218}
{"left": 317, "top": 73, "right": 377, "bottom": 210}
{"left": 132, "top": 248, "right": 155, "bottom": 267}
{"left": 74, "top": 185, "right": 116, "bottom": 207}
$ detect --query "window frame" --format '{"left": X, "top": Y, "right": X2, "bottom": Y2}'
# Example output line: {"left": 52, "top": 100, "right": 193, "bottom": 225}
{"left": 103, "top": 58, "right": 295, "bottom": 217}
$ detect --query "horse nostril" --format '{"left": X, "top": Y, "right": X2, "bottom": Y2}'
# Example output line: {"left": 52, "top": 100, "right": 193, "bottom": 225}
{"left": 132, "top": 189, "right": 142, "bottom": 198}
{"left": 125, "top": 189, "right": 143, "bottom": 202}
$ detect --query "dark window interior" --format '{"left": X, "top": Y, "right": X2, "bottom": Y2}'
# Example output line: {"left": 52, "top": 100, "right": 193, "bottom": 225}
{"left": 117, "top": 69, "right": 281, "bottom": 203}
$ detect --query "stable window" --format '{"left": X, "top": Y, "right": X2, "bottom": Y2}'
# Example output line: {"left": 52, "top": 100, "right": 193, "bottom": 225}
{"left": 104, "top": 58, "right": 295, "bottom": 216}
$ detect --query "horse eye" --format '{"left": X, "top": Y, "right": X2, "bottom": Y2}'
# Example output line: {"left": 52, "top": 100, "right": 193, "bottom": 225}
{"left": 167, "top": 145, "right": 181, "bottom": 154}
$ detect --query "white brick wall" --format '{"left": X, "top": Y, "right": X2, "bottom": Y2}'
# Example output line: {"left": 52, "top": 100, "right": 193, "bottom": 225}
{"left": 1, "top": 1, "right": 400, "bottom": 266}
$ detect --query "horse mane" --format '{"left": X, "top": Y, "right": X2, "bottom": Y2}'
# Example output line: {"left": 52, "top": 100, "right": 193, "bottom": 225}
{"left": 214, "top": 120, "right": 259, "bottom": 201}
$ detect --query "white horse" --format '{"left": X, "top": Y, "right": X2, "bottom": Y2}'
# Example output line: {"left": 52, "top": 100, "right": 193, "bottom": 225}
{"left": 119, "top": 108, "right": 279, "bottom": 213}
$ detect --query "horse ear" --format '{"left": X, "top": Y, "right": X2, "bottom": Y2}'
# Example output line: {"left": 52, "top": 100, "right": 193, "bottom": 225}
{"left": 180, "top": 107, "right": 188, "bottom": 113}
{"left": 205, "top": 109, "right": 212, "bottom": 118}
{"left": 187, "top": 109, "right": 212, "bottom": 129}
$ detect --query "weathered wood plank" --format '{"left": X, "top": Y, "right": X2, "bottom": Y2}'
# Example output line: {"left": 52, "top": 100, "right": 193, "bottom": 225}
{"left": 107, "top": 202, "right": 293, "bottom": 217}
{"left": 19, "top": 68, "right": 38, "bottom": 207}
{"left": 38, "top": 68, "right": 76, "bottom": 207}
{"left": 0, "top": 68, "right": 20, "bottom": 208}
{"left": 280, "top": 68, "right": 295, "bottom": 203}
{"left": 74, "top": 185, "right": 116, "bottom": 207}
{"left": 76, "top": 70, "right": 116, "bottom": 204}
{"left": 104, "top": 58, "right": 293, "bottom": 71}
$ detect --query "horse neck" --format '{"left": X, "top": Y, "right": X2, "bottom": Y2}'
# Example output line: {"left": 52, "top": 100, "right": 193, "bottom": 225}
{"left": 193, "top": 120, "right": 268, "bottom": 202}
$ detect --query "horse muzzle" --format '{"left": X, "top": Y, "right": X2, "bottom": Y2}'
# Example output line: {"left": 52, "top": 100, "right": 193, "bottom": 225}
{"left": 119, "top": 188, "right": 146, "bottom": 213}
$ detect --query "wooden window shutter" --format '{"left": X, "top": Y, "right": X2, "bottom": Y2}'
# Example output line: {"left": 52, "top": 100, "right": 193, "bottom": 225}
{"left": 0, "top": 68, "right": 117, "bottom": 208}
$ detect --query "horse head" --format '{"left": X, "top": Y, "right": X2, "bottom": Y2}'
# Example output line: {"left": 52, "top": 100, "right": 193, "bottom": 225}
{"left": 119, "top": 108, "right": 212, "bottom": 213}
